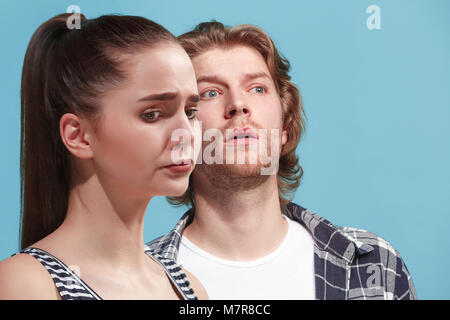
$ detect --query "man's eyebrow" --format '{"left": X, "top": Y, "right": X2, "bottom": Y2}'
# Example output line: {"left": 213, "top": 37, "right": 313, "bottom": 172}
{"left": 137, "top": 92, "right": 200, "bottom": 103}
{"left": 196, "top": 72, "right": 271, "bottom": 87}
{"left": 242, "top": 72, "right": 271, "bottom": 82}
{"left": 196, "top": 75, "right": 228, "bottom": 88}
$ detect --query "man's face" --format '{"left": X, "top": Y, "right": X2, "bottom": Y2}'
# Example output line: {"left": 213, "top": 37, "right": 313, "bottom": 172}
{"left": 191, "top": 45, "right": 287, "bottom": 180}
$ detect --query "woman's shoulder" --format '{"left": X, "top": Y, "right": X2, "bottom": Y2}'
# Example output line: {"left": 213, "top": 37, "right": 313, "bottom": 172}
{"left": 182, "top": 267, "right": 209, "bottom": 300}
{"left": 0, "top": 251, "right": 60, "bottom": 299}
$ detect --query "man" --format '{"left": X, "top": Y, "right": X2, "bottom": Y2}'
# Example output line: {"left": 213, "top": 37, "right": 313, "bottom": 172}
{"left": 146, "top": 21, "right": 417, "bottom": 300}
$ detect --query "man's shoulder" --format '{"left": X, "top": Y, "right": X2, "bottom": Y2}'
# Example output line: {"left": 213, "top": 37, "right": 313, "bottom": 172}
{"left": 335, "top": 225, "right": 405, "bottom": 267}
{"left": 287, "top": 202, "right": 417, "bottom": 299}
{"left": 145, "top": 233, "right": 177, "bottom": 258}
{"left": 286, "top": 202, "right": 401, "bottom": 256}
{"left": 336, "top": 225, "right": 397, "bottom": 254}
{"left": 146, "top": 235, "right": 163, "bottom": 248}
{"left": 335, "top": 226, "right": 417, "bottom": 300}
{"left": 145, "top": 211, "right": 193, "bottom": 259}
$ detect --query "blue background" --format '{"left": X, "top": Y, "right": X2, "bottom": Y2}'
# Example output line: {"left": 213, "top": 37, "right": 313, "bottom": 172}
{"left": 0, "top": 0, "right": 449, "bottom": 299}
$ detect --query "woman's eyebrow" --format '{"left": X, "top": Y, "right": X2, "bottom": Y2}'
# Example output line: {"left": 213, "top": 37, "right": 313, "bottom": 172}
{"left": 137, "top": 92, "right": 178, "bottom": 102}
{"left": 137, "top": 92, "right": 200, "bottom": 103}
{"left": 189, "top": 94, "right": 201, "bottom": 103}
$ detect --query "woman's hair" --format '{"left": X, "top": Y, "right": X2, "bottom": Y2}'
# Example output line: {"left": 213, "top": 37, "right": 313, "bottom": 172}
{"left": 20, "top": 13, "right": 176, "bottom": 249}
{"left": 167, "top": 21, "right": 306, "bottom": 209}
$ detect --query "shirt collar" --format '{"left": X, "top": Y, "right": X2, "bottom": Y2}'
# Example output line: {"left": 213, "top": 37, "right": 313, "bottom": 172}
{"left": 149, "top": 203, "right": 373, "bottom": 264}
{"left": 282, "top": 203, "right": 374, "bottom": 263}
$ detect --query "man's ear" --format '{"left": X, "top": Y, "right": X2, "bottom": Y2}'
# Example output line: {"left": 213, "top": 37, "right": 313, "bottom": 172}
{"left": 59, "top": 113, "right": 94, "bottom": 159}
{"left": 281, "top": 129, "right": 288, "bottom": 146}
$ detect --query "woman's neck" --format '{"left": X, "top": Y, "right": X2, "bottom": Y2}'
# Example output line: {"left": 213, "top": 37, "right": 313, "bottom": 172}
{"left": 35, "top": 174, "right": 152, "bottom": 273}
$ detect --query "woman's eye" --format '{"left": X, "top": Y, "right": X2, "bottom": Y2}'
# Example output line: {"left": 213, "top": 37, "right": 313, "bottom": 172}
{"left": 141, "top": 111, "right": 160, "bottom": 122}
{"left": 250, "top": 86, "right": 265, "bottom": 94}
{"left": 201, "top": 90, "right": 220, "bottom": 99}
{"left": 185, "top": 108, "right": 198, "bottom": 119}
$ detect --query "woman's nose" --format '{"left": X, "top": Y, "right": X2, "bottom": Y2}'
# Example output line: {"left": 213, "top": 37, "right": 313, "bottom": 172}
{"left": 169, "top": 111, "right": 195, "bottom": 151}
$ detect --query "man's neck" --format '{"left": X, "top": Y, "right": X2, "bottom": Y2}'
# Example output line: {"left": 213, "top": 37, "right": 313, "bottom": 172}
{"left": 183, "top": 173, "right": 288, "bottom": 261}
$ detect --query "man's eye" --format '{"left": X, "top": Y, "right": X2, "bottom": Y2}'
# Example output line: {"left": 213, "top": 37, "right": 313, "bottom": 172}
{"left": 141, "top": 111, "right": 160, "bottom": 122}
{"left": 185, "top": 108, "right": 198, "bottom": 119}
{"left": 201, "top": 90, "right": 219, "bottom": 99}
{"left": 250, "top": 87, "right": 265, "bottom": 94}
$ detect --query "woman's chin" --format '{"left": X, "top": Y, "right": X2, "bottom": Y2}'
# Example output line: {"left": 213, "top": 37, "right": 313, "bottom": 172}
{"left": 166, "top": 188, "right": 189, "bottom": 197}
{"left": 153, "top": 182, "right": 189, "bottom": 197}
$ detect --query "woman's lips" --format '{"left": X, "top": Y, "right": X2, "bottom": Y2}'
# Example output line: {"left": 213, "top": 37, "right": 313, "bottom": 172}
{"left": 164, "top": 160, "right": 192, "bottom": 174}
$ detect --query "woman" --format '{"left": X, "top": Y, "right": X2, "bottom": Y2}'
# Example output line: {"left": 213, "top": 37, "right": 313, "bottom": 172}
{"left": 0, "top": 13, "right": 207, "bottom": 300}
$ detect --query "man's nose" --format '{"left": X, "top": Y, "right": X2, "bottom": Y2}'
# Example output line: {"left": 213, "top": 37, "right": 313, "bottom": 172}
{"left": 224, "top": 100, "right": 252, "bottom": 119}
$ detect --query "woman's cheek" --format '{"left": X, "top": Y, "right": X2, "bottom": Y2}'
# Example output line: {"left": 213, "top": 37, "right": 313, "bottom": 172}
{"left": 93, "top": 119, "right": 142, "bottom": 169}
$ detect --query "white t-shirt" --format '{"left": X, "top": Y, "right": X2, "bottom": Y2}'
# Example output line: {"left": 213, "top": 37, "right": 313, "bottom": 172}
{"left": 177, "top": 215, "right": 316, "bottom": 299}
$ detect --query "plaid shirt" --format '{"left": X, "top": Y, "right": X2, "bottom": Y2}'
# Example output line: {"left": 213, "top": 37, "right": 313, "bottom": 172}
{"left": 146, "top": 202, "right": 417, "bottom": 300}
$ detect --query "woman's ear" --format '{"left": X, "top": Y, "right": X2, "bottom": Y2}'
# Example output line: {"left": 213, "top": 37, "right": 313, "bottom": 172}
{"left": 59, "top": 113, "right": 93, "bottom": 159}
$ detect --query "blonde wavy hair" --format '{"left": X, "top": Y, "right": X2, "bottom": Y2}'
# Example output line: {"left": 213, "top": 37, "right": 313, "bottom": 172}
{"left": 167, "top": 21, "right": 306, "bottom": 209}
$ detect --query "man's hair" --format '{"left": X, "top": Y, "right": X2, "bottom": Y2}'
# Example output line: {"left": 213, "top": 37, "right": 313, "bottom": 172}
{"left": 167, "top": 21, "right": 306, "bottom": 209}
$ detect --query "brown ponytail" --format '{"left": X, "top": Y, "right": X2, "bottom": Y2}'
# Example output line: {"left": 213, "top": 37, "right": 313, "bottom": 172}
{"left": 20, "top": 13, "right": 176, "bottom": 249}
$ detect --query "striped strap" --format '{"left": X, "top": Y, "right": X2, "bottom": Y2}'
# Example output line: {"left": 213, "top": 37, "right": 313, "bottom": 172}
{"left": 144, "top": 248, "right": 198, "bottom": 300}
{"left": 18, "top": 247, "right": 101, "bottom": 300}
{"left": 17, "top": 247, "right": 197, "bottom": 300}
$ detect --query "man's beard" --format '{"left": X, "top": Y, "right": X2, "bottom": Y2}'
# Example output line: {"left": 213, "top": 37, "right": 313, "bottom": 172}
{"left": 194, "top": 157, "right": 271, "bottom": 192}
{"left": 193, "top": 118, "right": 283, "bottom": 192}
{"left": 194, "top": 137, "right": 279, "bottom": 192}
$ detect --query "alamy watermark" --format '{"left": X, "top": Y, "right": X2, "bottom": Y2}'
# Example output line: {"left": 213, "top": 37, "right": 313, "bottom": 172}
{"left": 366, "top": 5, "right": 381, "bottom": 30}
{"left": 65, "top": 264, "right": 82, "bottom": 287}
{"left": 66, "top": 5, "right": 81, "bottom": 30}
{"left": 170, "top": 121, "right": 282, "bottom": 176}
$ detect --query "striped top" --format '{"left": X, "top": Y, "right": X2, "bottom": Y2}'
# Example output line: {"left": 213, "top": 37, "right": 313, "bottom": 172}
{"left": 13, "top": 246, "right": 197, "bottom": 300}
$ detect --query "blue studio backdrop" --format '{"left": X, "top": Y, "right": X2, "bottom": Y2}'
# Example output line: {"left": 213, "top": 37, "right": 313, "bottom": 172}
{"left": 0, "top": 0, "right": 449, "bottom": 299}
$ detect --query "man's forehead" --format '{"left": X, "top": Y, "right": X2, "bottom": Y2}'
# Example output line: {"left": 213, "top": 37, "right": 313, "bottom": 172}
{"left": 192, "top": 46, "right": 272, "bottom": 82}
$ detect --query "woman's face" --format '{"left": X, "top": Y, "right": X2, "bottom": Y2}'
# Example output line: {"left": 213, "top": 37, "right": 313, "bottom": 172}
{"left": 88, "top": 43, "right": 199, "bottom": 198}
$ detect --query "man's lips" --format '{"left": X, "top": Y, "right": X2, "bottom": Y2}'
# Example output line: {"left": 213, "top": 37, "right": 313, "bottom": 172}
{"left": 225, "top": 127, "right": 259, "bottom": 143}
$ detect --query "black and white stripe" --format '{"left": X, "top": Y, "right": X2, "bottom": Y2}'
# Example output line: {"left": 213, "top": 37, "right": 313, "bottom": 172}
{"left": 144, "top": 247, "right": 197, "bottom": 300}
{"left": 14, "top": 247, "right": 198, "bottom": 300}
{"left": 16, "top": 248, "right": 101, "bottom": 300}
